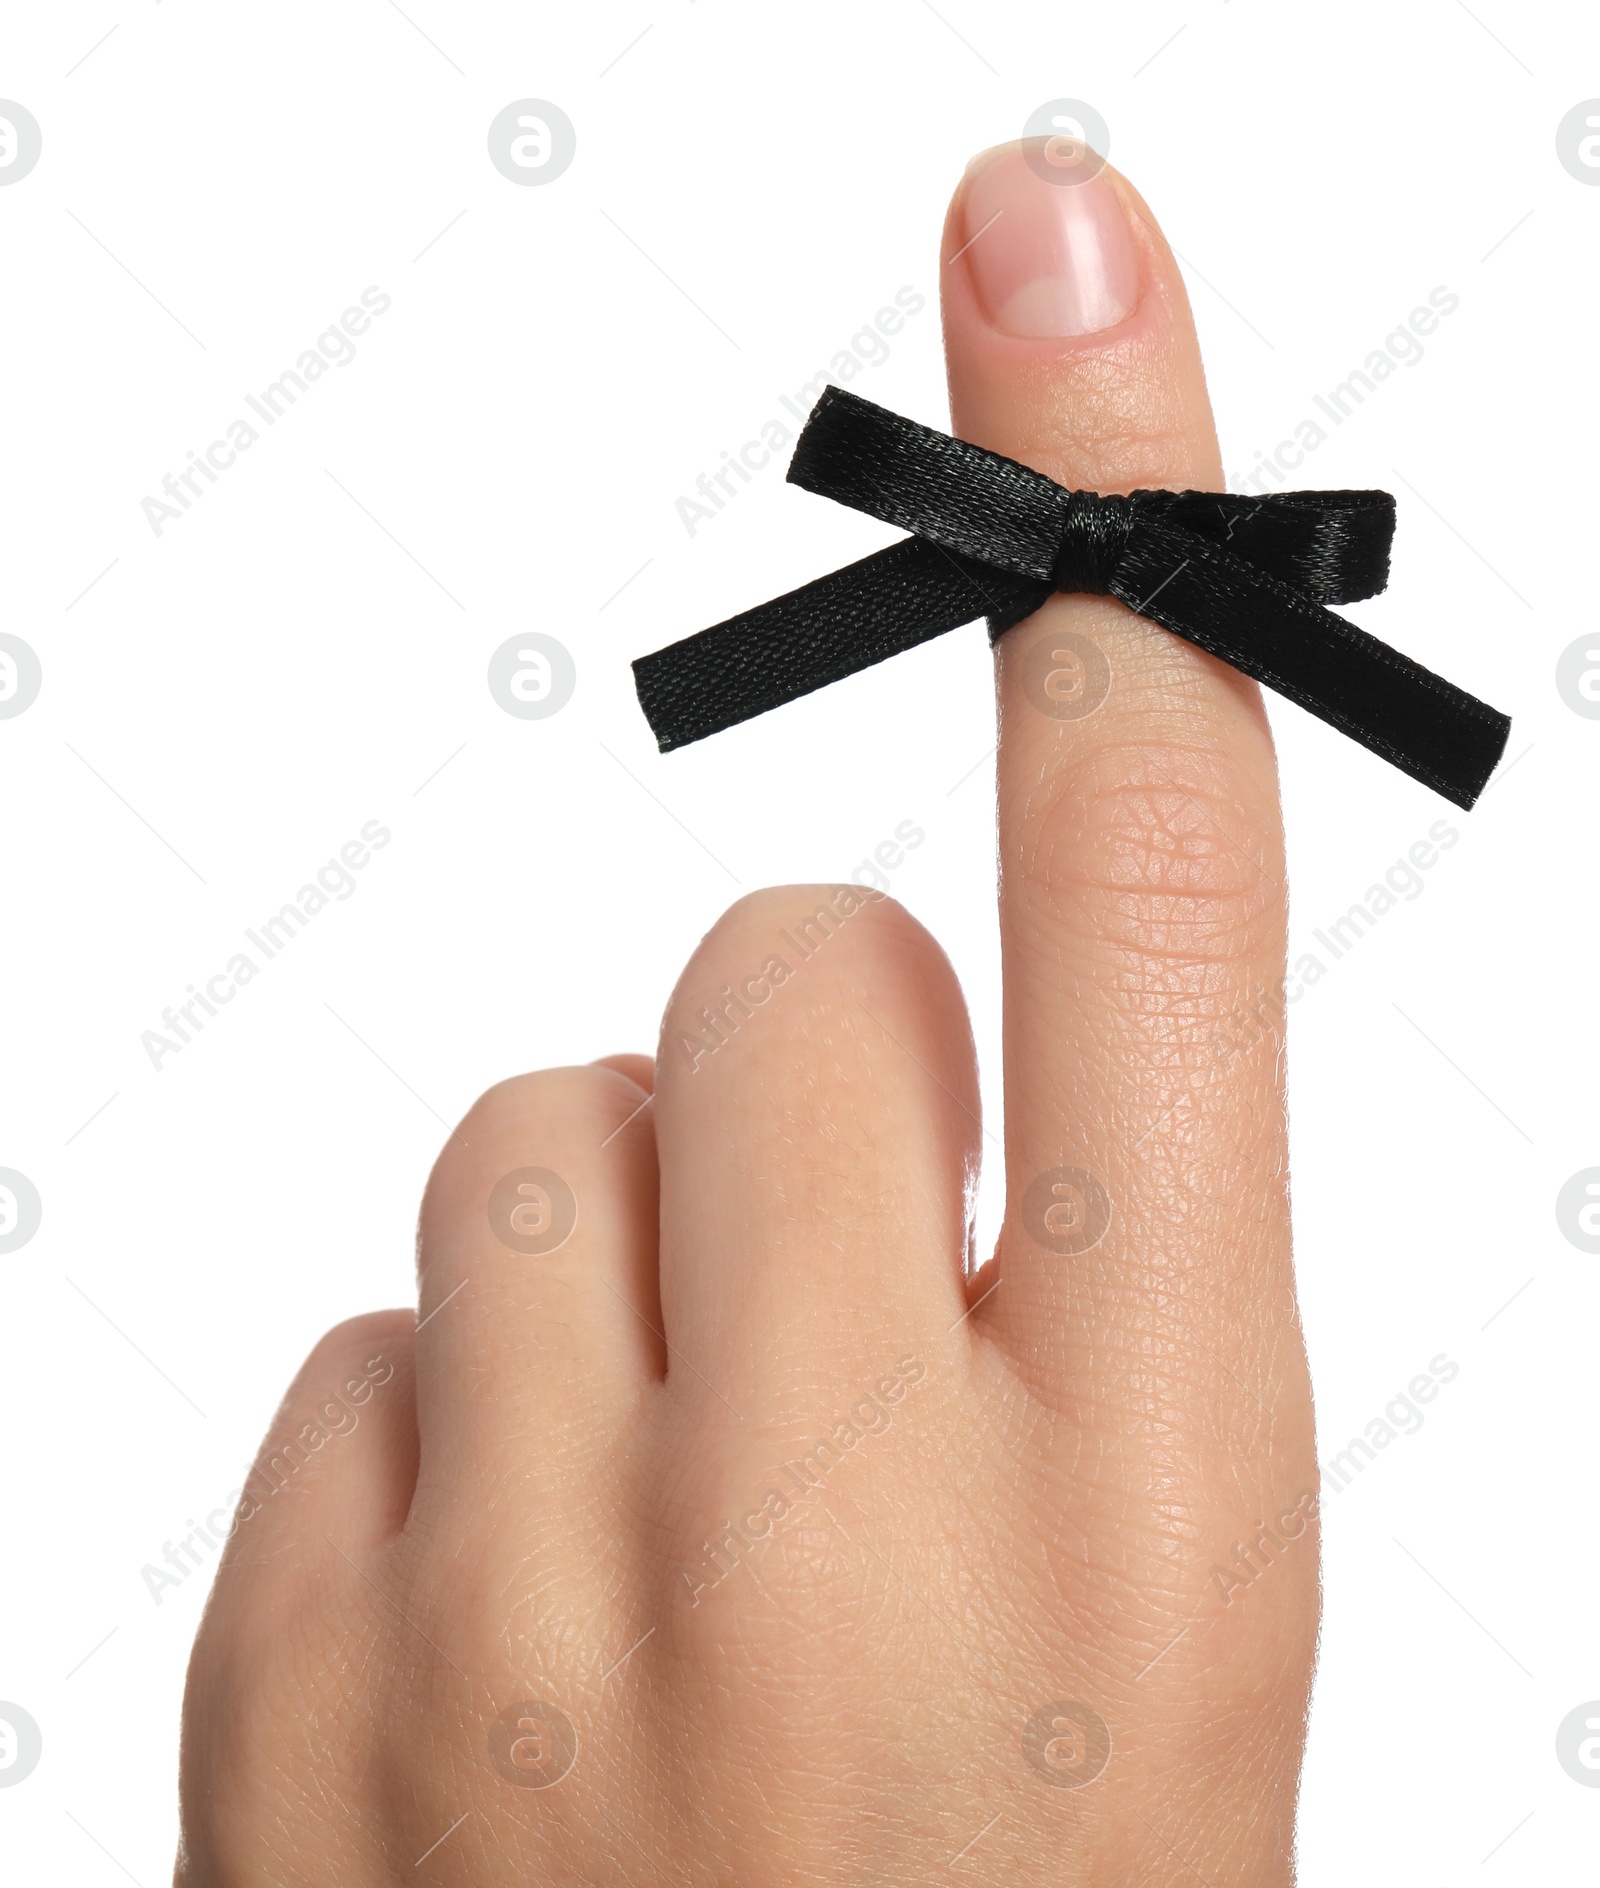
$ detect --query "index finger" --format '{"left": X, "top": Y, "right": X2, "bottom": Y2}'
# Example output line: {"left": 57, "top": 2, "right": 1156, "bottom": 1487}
{"left": 944, "top": 143, "right": 1300, "bottom": 1430}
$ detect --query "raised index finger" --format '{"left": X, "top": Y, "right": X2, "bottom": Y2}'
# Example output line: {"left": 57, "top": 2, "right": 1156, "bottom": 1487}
{"left": 944, "top": 144, "right": 1301, "bottom": 1437}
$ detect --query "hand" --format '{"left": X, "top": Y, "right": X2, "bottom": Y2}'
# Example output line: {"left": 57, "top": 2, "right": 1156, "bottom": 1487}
{"left": 177, "top": 141, "right": 1317, "bottom": 1886}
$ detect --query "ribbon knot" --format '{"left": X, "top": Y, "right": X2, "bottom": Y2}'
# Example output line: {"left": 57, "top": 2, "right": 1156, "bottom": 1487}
{"left": 633, "top": 387, "right": 1510, "bottom": 810}
{"left": 1052, "top": 490, "right": 1134, "bottom": 597}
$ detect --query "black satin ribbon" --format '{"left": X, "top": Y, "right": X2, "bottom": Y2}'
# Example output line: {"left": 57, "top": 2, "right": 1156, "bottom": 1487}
{"left": 633, "top": 387, "right": 1510, "bottom": 809}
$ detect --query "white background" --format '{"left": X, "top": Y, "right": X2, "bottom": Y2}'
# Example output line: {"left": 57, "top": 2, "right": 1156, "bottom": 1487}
{"left": 2, "top": 1, "right": 1597, "bottom": 1879}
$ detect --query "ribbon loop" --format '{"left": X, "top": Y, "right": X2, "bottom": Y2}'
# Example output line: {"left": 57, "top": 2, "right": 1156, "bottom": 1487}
{"left": 633, "top": 388, "right": 1511, "bottom": 809}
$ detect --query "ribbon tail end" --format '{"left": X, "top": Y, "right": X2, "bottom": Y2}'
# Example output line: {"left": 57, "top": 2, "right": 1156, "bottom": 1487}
{"left": 1445, "top": 707, "right": 1513, "bottom": 812}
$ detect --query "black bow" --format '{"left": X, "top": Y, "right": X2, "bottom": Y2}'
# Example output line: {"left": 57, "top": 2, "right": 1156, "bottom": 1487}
{"left": 633, "top": 388, "right": 1510, "bottom": 809}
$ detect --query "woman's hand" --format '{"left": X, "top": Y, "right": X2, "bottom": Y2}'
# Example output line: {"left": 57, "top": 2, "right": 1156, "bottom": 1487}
{"left": 177, "top": 141, "right": 1317, "bottom": 1886}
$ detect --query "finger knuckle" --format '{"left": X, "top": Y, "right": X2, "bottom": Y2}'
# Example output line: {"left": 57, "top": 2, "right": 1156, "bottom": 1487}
{"left": 1019, "top": 742, "right": 1278, "bottom": 970}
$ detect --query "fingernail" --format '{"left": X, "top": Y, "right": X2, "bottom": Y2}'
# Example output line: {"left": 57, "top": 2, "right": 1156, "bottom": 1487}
{"left": 958, "top": 144, "right": 1139, "bottom": 339}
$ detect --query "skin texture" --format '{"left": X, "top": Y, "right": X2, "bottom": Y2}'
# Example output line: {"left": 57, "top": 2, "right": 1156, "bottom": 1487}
{"left": 176, "top": 145, "right": 1319, "bottom": 1885}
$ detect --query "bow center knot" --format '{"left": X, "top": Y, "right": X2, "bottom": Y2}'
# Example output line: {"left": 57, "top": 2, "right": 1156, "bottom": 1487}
{"left": 1052, "top": 490, "right": 1133, "bottom": 595}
